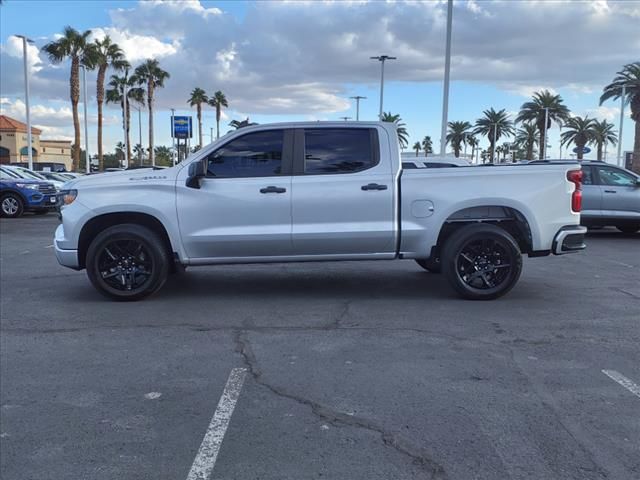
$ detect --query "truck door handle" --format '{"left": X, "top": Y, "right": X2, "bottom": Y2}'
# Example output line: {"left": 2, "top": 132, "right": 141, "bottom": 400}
{"left": 604, "top": 190, "right": 616, "bottom": 193}
{"left": 361, "top": 183, "right": 388, "bottom": 191}
{"left": 260, "top": 186, "right": 287, "bottom": 194}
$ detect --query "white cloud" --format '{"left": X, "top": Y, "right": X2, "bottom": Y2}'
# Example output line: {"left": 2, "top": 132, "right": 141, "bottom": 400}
{"left": 90, "top": 28, "right": 178, "bottom": 63}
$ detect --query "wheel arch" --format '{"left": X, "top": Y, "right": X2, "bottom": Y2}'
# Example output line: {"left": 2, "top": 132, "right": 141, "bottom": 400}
{"left": 432, "top": 204, "right": 537, "bottom": 257}
{"left": 77, "top": 212, "right": 177, "bottom": 270}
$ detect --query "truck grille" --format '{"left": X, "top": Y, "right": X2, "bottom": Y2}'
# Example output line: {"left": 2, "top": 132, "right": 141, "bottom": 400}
{"left": 38, "top": 183, "right": 56, "bottom": 194}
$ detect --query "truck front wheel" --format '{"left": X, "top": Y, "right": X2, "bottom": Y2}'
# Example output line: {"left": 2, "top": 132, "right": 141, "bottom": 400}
{"left": 86, "top": 224, "right": 170, "bottom": 301}
{"left": 441, "top": 224, "right": 522, "bottom": 300}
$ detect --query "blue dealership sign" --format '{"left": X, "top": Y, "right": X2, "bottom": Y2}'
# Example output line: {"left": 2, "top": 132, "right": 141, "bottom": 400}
{"left": 572, "top": 146, "right": 591, "bottom": 155}
{"left": 172, "top": 116, "right": 192, "bottom": 139}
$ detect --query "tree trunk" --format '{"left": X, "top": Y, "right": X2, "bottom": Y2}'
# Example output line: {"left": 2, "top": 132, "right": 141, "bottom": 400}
{"left": 470, "top": 145, "right": 475, "bottom": 162}
{"left": 148, "top": 82, "right": 155, "bottom": 166}
{"left": 70, "top": 57, "right": 80, "bottom": 172}
{"left": 577, "top": 142, "right": 585, "bottom": 160}
{"left": 527, "top": 143, "right": 533, "bottom": 161}
{"left": 537, "top": 120, "right": 546, "bottom": 160}
{"left": 454, "top": 144, "right": 460, "bottom": 158}
{"left": 216, "top": 105, "right": 221, "bottom": 139}
{"left": 197, "top": 103, "right": 203, "bottom": 148}
{"left": 415, "top": 149, "right": 419, "bottom": 157}
{"left": 126, "top": 101, "right": 132, "bottom": 167}
{"left": 96, "top": 65, "right": 107, "bottom": 171}
{"left": 597, "top": 142, "right": 603, "bottom": 162}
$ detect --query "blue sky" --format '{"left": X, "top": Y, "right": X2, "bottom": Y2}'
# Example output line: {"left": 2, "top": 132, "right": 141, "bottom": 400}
{"left": 0, "top": 0, "right": 636, "bottom": 162}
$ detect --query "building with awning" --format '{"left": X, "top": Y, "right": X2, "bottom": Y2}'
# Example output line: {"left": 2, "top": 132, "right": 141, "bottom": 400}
{"left": 0, "top": 115, "right": 72, "bottom": 171}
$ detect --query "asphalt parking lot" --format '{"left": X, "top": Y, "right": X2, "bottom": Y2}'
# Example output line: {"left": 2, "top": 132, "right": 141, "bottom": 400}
{"left": 1, "top": 214, "right": 639, "bottom": 480}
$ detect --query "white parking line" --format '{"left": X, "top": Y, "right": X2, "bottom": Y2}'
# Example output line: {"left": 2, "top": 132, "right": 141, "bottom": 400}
{"left": 602, "top": 370, "right": 640, "bottom": 398}
{"left": 186, "top": 368, "right": 247, "bottom": 480}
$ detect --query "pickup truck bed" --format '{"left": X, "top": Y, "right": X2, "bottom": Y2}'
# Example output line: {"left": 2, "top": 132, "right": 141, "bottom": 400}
{"left": 54, "top": 121, "right": 586, "bottom": 301}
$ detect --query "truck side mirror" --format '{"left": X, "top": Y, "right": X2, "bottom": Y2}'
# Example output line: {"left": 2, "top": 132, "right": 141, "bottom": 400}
{"left": 186, "top": 160, "right": 206, "bottom": 189}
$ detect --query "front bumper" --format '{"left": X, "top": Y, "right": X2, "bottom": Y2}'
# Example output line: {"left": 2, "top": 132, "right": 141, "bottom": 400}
{"left": 552, "top": 225, "right": 587, "bottom": 255}
{"left": 27, "top": 193, "right": 58, "bottom": 209}
{"left": 54, "top": 223, "right": 81, "bottom": 269}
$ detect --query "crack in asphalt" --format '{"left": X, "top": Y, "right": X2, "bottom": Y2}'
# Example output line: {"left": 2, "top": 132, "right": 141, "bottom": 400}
{"left": 233, "top": 330, "right": 448, "bottom": 480}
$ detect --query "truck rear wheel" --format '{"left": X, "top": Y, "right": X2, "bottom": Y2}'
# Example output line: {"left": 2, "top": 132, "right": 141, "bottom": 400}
{"left": 415, "top": 258, "right": 441, "bottom": 273}
{"left": 86, "top": 224, "right": 169, "bottom": 301}
{"left": 441, "top": 224, "right": 522, "bottom": 300}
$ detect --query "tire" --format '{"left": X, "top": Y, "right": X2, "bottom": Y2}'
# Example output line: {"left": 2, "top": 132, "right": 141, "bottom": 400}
{"left": 415, "top": 258, "right": 441, "bottom": 273}
{"left": 85, "top": 224, "right": 170, "bottom": 301}
{"left": 1, "top": 193, "right": 24, "bottom": 218}
{"left": 616, "top": 225, "right": 640, "bottom": 234}
{"left": 441, "top": 224, "right": 522, "bottom": 300}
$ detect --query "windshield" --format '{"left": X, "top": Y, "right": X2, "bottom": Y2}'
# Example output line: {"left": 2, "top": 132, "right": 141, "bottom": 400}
{"left": 0, "top": 167, "right": 22, "bottom": 179}
{"left": 15, "top": 167, "right": 46, "bottom": 181}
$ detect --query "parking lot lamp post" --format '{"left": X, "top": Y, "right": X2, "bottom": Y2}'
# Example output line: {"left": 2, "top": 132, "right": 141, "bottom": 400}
{"left": 80, "top": 65, "right": 91, "bottom": 173}
{"left": 617, "top": 85, "right": 625, "bottom": 168}
{"left": 171, "top": 108, "right": 176, "bottom": 166}
{"left": 123, "top": 80, "right": 129, "bottom": 168}
{"left": 349, "top": 96, "right": 367, "bottom": 121}
{"left": 439, "top": 0, "right": 453, "bottom": 156}
{"left": 492, "top": 123, "right": 498, "bottom": 163}
{"left": 16, "top": 35, "right": 34, "bottom": 170}
{"left": 370, "top": 55, "right": 396, "bottom": 120}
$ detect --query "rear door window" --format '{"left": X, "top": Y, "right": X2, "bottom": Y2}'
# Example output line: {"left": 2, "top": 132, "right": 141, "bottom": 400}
{"left": 596, "top": 166, "right": 636, "bottom": 187}
{"left": 303, "top": 128, "right": 378, "bottom": 174}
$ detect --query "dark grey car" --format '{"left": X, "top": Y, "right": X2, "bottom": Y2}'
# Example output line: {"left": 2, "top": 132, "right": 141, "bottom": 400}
{"left": 580, "top": 162, "right": 640, "bottom": 233}
{"left": 528, "top": 160, "right": 640, "bottom": 234}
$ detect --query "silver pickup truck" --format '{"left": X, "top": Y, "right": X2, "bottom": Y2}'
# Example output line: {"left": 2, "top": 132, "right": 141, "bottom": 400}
{"left": 55, "top": 122, "right": 586, "bottom": 301}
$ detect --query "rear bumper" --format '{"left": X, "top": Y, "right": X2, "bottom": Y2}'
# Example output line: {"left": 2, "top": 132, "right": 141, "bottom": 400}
{"left": 552, "top": 225, "right": 587, "bottom": 255}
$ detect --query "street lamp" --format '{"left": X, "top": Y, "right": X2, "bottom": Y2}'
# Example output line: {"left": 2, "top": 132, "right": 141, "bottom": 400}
{"left": 542, "top": 107, "right": 550, "bottom": 162}
{"left": 439, "top": 0, "right": 453, "bottom": 157}
{"left": 171, "top": 108, "right": 176, "bottom": 166}
{"left": 617, "top": 85, "right": 626, "bottom": 168}
{"left": 370, "top": 55, "right": 396, "bottom": 120}
{"left": 15, "top": 35, "right": 34, "bottom": 170}
{"left": 349, "top": 96, "right": 367, "bottom": 121}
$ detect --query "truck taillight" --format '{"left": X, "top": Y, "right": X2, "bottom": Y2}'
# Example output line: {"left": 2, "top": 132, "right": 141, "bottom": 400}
{"left": 567, "top": 169, "right": 582, "bottom": 213}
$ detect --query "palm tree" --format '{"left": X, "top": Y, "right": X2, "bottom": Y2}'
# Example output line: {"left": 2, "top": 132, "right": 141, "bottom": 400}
{"left": 421, "top": 136, "right": 433, "bottom": 157}
{"left": 91, "top": 35, "right": 125, "bottom": 171}
{"left": 591, "top": 119, "right": 618, "bottom": 162}
{"left": 445, "top": 121, "right": 472, "bottom": 158}
{"left": 466, "top": 135, "right": 478, "bottom": 163}
{"left": 560, "top": 116, "right": 597, "bottom": 160}
{"left": 473, "top": 108, "right": 514, "bottom": 163}
{"left": 115, "top": 141, "right": 125, "bottom": 165}
{"left": 412, "top": 141, "right": 421, "bottom": 156}
{"left": 600, "top": 62, "right": 640, "bottom": 173}
{"left": 228, "top": 118, "right": 257, "bottom": 130}
{"left": 516, "top": 90, "right": 570, "bottom": 160}
{"left": 209, "top": 91, "right": 229, "bottom": 140}
{"left": 106, "top": 71, "right": 144, "bottom": 166}
{"left": 154, "top": 146, "right": 172, "bottom": 167}
{"left": 515, "top": 123, "right": 539, "bottom": 160}
{"left": 43, "top": 26, "right": 93, "bottom": 171}
{"left": 381, "top": 112, "right": 408, "bottom": 148}
{"left": 134, "top": 59, "right": 170, "bottom": 166}
{"left": 133, "top": 143, "right": 145, "bottom": 163}
{"left": 188, "top": 87, "right": 208, "bottom": 148}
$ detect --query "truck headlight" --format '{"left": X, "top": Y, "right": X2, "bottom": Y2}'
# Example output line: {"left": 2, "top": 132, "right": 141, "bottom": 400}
{"left": 60, "top": 189, "right": 77, "bottom": 205}
{"left": 16, "top": 183, "right": 39, "bottom": 190}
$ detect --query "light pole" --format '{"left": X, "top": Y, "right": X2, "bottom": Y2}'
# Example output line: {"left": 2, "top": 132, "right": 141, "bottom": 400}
{"left": 171, "top": 108, "right": 176, "bottom": 166}
{"left": 370, "top": 55, "right": 396, "bottom": 120}
{"left": 558, "top": 124, "right": 563, "bottom": 160}
{"left": 80, "top": 65, "right": 91, "bottom": 173}
{"left": 617, "top": 85, "right": 626, "bottom": 168}
{"left": 463, "top": 133, "right": 467, "bottom": 159}
{"left": 349, "top": 96, "right": 367, "bottom": 121}
{"left": 542, "top": 107, "right": 549, "bottom": 162}
{"left": 16, "top": 35, "right": 34, "bottom": 170}
{"left": 440, "top": 0, "right": 453, "bottom": 157}
{"left": 492, "top": 123, "right": 498, "bottom": 163}
{"left": 123, "top": 77, "right": 129, "bottom": 168}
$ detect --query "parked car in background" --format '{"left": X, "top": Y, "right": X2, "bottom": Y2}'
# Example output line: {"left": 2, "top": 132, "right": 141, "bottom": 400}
{"left": 2, "top": 165, "right": 65, "bottom": 190}
{"left": 402, "top": 157, "right": 472, "bottom": 169}
{"left": 1, "top": 169, "right": 58, "bottom": 218}
{"left": 40, "top": 171, "right": 74, "bottom": 185}
{"left": 529, "top": 160, "right": 640, "bottom": 234}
